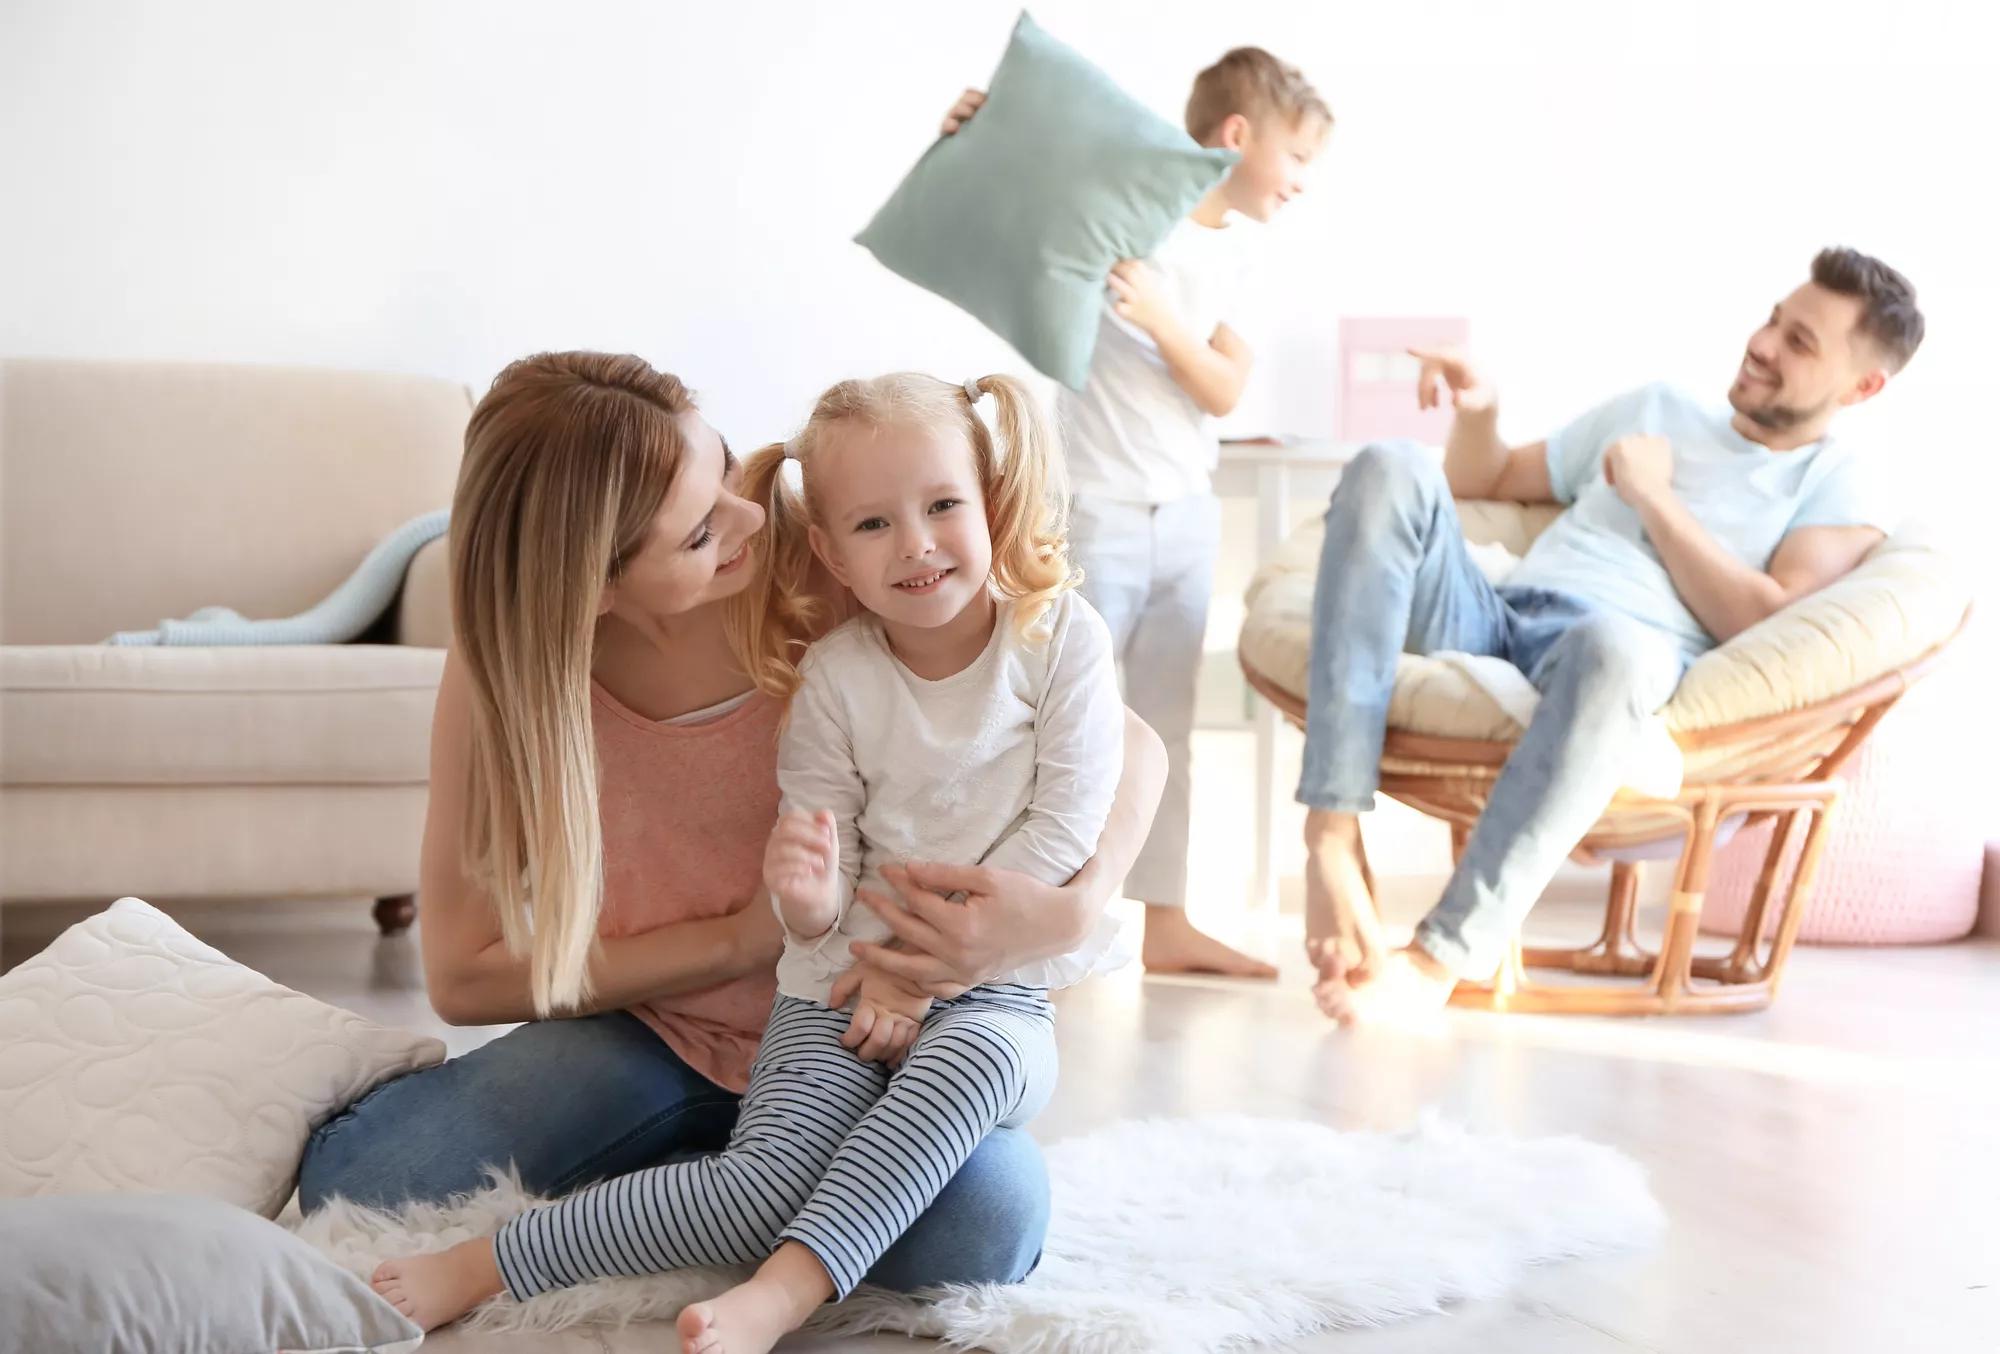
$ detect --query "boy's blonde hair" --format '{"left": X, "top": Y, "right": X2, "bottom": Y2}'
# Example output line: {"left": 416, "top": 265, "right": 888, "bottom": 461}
{"left": 730, "top": 372, "right": 1074, "bottom": 699}
{"left": 1185, "top": 46, "right": 1331, "bottom": 144}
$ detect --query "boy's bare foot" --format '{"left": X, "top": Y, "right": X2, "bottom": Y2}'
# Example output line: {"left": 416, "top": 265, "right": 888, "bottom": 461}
{"left": 370, "top": 1236, "right": 505, "bottom": 1331}
{"left": 1302, "top": 809, "right": 1386, "bottom": 981}
{"left": 1315, "top": 944, "right": 1457, "bottom": 1027}
{"left": 679, "top": 1242, "right": 831, "bottom": 1354}
{"left": 1142, "top": 905, "right": 1277, "bottom": 979}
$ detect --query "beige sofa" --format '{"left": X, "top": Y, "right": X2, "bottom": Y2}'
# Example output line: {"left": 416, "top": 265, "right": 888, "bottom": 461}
{"left": 0, "top": 359, "right": 465, "bottom": 929}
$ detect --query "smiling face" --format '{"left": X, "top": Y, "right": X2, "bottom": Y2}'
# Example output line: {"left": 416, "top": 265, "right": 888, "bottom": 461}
{"left": 1214, "top": 110, "right": 1328, "bottom": 223}
{"left": 804, "top": 420, "right": 993, "bottom": 631}
{"left": 1728, "top": 281, "right": 1887, "bottom": 436}
{"left": 598, "top": 410, "right": 765, "bottom": 625}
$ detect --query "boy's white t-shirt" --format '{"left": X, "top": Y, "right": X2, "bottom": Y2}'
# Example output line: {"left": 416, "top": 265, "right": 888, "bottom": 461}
{"left": 1056, "top": 216, "right": 1252, "bottom": 505}
{"left": 772, "top": 590, "right": 1129, "bottom": 1005}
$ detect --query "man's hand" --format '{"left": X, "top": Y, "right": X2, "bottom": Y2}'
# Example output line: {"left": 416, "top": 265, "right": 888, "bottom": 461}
{"left": 1107, "top": 260, "right": 1178, "bottom": 339}
{"left": 829, "top": 962, "right": 933, "bottom": 1065}
{"left": 1410, "top": 346, "right": 1496, "bottom": 414}
{"left": 762, "top": 809, "right": 839, "bottom": 937}
{"left": 940, "top": 88, "right": 985, "bottom": 135}
{"left": 1603, "top": 434, "right": 1676, "bottom": 509}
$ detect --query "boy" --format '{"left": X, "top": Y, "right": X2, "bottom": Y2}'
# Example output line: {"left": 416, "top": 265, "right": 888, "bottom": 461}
{"left": 943, "top": 48, "right": 1332, "bottom": 976}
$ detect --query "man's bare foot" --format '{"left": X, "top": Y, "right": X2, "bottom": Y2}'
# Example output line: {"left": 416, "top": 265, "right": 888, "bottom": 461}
{"left": 370, "top": 1236, "right": 505, "bottom": 1331}
{"left": 1302, "top": 810, "right": 1386, "bottom": 979}
{"left": 678, "top": 1243, "right": 829, "bottom": 1354}
{"left": 1142, "top": 905, "right": 1277, "bottom": 979}
{"left": 1315, "top": 944, "right": 1457, "bottom": 1027}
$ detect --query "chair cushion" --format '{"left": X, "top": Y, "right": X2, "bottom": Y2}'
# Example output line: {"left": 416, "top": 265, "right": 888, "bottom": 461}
{"left": 1, "top": 644, "right": 443, "bottom": 786}
{"left": 1241, "top": 506, "right": 1969, "bottom": 739}
{"left": 853, "top": 12, "right": 1236, "bottom": 389}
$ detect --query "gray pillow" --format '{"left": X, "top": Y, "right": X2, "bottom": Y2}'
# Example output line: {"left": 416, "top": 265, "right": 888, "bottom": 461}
{"left": 0, "top": 1193, "right": 422, "bottom": 1353}
{"left": 856, "top": 11, "right": 1237, "bottom": 388}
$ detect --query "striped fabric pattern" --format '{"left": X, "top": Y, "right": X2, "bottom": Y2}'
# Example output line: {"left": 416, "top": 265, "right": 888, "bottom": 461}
{"left": 494, "top": 988, "right": 1056, "bottom": 1301}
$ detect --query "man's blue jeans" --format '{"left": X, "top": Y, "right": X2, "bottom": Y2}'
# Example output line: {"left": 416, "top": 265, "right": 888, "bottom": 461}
{"left": 296, "top": 1009, "right": 1048, "bottom": 1291}
{"left": 1296, "top": 441, "right": 1688, "bottom": 977}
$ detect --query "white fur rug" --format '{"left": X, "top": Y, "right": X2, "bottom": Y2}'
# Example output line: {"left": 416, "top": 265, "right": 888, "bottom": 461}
{"left": 295, "top": 1115, "right": 1664, "bottom": 1352}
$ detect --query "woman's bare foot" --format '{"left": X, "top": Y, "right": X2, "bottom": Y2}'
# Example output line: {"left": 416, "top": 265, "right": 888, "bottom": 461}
{"left": 678, "top": 1242, "right": 831, "bottom": 1354}
{"left": 1316, "top": 944, "right": 1458, "bottom": 1027}
{"left": 370, "top": 1236, "right": 505, "bottom": 1331}
{"left": 1141, "top": 905, "right": 1277, "bottom": 979}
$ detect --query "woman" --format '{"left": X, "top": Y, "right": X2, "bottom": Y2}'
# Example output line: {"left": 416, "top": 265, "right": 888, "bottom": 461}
{"left": 298, "top": 352, "right": 1165, "bottom": 1292}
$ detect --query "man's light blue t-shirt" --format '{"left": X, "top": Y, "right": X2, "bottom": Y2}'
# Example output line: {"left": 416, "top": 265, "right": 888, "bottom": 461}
{"left": 1504, "top": 382, "right": 1893, "bottom": 657}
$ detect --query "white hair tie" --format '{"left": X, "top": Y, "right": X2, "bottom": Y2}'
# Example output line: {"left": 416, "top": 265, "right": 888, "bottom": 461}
{"left": 778, "top": 435, "right": 805, "bottom": 494}
{"left": 962, "top": 377, "right": 1007, "bottom": 466}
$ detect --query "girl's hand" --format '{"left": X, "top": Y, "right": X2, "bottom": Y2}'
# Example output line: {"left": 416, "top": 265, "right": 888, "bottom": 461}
{"left": 763, "top": 810, "right": 839, "bottom": 936}
{"left": 846, "top": 861, "right": 1081, "bottom": 994}
{"left": 830, "top": 963, "right": 932, "bottom": 1065}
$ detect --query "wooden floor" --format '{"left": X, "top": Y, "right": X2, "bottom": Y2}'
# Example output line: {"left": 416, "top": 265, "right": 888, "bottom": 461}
{"left": 6, "top": 729, "right": 1995, "bottom": 1352}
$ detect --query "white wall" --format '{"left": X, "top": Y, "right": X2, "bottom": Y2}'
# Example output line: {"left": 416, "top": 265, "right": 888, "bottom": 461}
{"left": 7, "top": 0, "right": 1994, "bottom": 893}
{"left": 4, "top": 0, "right": 1996, "bottom": 570}
{"left": 1, "top": 1, "right": 1992, "bottom": 446}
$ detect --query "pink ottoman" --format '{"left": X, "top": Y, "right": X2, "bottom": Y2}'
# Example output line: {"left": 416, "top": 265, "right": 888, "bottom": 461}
{"left": 1703, "top": 660, "right": 1989, "bottom": 945}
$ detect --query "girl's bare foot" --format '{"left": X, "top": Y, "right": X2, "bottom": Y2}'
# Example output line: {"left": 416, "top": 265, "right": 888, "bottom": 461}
{"left": 370, "top": 1236, "right": 505, "bottom": 1331}
{"left": 678, "top": 1243, "right": 831, "bottom": 1354}
{"left": 676, "top": 1278, "right": 798, "bottom": 1354}
{"left": 1141, "top": 905, "right": 1277, "bottom": 979}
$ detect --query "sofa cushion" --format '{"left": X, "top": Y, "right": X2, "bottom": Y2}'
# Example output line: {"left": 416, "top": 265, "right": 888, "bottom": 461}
{"left": 1, "top": 644, "right": 443, "bottom": 786}
{"left": 0, "top": 358, "right": 468, "bottom": 646}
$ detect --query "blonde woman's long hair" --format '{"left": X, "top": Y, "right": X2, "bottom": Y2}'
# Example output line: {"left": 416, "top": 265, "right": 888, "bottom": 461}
{"left": 729, "top": 372, "right": 1073, "bottom": 700}
{"left": 451, "top": 352, "right": 693, "bottom": 1016}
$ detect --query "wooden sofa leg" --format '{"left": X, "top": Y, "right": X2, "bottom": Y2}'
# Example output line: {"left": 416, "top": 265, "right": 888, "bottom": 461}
{"left": 373, "top": 895, "right": 417, "bottom": 936}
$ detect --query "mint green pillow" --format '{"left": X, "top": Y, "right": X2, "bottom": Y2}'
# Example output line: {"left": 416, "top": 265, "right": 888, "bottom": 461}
{"left": 855, "top": 11, "right": 1237, "bottom": 389}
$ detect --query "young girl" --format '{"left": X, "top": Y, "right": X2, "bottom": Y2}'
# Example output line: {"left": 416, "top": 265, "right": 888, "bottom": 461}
{"left": 371, "top": 372, "right": 1126, "bottom": 1354}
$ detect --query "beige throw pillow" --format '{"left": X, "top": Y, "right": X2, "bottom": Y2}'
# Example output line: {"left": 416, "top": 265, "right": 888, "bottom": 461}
{"left": 0, "top": 896, "right": 445, "bottom": 1217}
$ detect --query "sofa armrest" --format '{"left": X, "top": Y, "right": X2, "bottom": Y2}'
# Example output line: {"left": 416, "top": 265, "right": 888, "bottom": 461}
{"left": 396, "top": 535, "right": 452, "bottom": 650}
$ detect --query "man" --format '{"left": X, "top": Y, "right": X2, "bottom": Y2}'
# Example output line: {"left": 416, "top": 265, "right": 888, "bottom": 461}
{"left": 1298, "top": 246, "right": 1924, "bottom": 1024}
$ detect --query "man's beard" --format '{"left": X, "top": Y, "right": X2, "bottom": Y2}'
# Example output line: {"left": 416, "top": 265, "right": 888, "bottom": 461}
{"left": 1731, "top": 384, "right": 1834, "bottom": 433}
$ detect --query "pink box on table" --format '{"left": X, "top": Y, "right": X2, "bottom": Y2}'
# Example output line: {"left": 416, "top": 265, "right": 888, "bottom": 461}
{"left": 1338, "top": 316, "right": 1471, "bottom": 446}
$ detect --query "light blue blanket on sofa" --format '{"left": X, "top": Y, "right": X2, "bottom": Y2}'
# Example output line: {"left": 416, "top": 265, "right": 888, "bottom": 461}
{"left": 108, "top": 509, "right": 449, "bottom": 647}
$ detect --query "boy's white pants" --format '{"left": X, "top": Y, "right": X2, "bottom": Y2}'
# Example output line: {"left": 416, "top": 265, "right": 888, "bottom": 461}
{"left": 1067, "top": 491, "right": 1220, "bottom": 909}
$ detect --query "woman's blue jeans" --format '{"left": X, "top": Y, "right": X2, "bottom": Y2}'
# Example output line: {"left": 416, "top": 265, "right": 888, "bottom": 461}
{"left": 297, "top": 1009, "right": 1049, "bottom": 1291}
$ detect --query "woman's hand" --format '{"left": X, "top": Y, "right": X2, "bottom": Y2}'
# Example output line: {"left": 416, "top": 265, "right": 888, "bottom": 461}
{"left": 845, "top": 861, "right": 1084, "bottom": 995}
{"left": 724, "top": 892, "right": 786, "bottom": 972}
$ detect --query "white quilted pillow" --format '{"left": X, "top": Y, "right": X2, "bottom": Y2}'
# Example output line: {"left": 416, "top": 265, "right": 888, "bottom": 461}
{"left": 0, "top": 897, "right": 446, "bottom": 1217}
